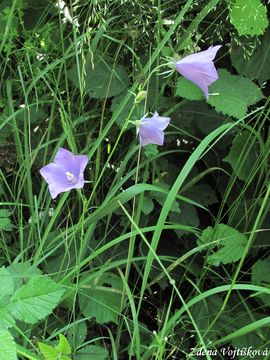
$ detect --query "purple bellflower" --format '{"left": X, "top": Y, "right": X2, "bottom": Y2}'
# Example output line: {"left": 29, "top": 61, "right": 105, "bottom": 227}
{"left": 175, "top": 45, "right": 222, "bottom": 99}
{"left": 40, "top": 148, "right": 88, "bottom": 199}
{"left": 137, "top": 111, "right": 170, "bottom": 146}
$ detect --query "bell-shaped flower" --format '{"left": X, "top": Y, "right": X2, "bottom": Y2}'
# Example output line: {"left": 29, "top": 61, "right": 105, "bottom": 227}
{"left": 137, "top": 111, "right": 170, "bottom": 146}
{"left": 40, "top": 148, "right": 88, "bottom": 199}
{"left": 176, "top": 45, "right": 222, "bottom": 99}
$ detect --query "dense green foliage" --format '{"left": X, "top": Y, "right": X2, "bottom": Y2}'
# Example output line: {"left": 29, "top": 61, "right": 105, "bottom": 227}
{"left": 0, "top": 0, "right": 270, "bottom": 359}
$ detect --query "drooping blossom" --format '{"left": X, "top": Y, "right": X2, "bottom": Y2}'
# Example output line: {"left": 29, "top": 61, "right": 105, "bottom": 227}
{"left": 176, "top": 45, "right": 222, "bottom": 99}
{"left": 40, "top": 148, "right": 88, "bottom": 199}
{"left": 137, "top": 112, "right": 170, "bottom": 146}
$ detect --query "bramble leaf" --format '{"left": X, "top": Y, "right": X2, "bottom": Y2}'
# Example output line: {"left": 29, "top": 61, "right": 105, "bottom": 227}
{"left": 208, "top": 69, "right": 264, "bottom": 118}
{"left": 231, "top": 28, "right": 270, "bottom": 84}
{"left": 68, "top": 54, "right": 129, "bottom": 99}
{"left": 184, "top": 184, "right": 218, "bottom": 207}
{"left": 39, "top": 335, "right": 71, "bottom": 360}
{"left": 142, "top": 196, "right": 154, "bottom": 215}
{"left": 38, "top": 343, "right": 59, "bottom": 360}
{"left": 0, "top": 209, "right": 13, "bottom": 231}
{"left": 190, "top": 295, "right": 234, "bottom": 342}
{"left": 67, "top": 321, "right": 87, "bottom": 349}
{"left": 0, "top": 304, "right": 15, "bottom": 331}
{"left": 143, "top": 144, "right": 159, "bottom": 158}
{"left": 0, "top": 267, "right": 14, "bottom": 299}
{"left": 6, "top": 261, "right": 42, "bottom": 290}
{"left": 252, "top": 257, "right": 270, "bottom": 306}
{"left": 79, "top": 272, "right": 124, "bottom": 324}
{"left": 0, "top": 330, "right": 17, "bottom": 360}
{"left": 55, "top": 335, "right": 71, "bottom": 355}
{"left": 230, "top": 0, "right": 268, "bottom": 36}
{"left": 223, "top": 130, "right": 258, "bottom": 181}
{"left": 252, "top": 257, "right": 270, "bottom": 286}
{"left": 9, "top": 276, "right": 64, "bottom": 324}
{"left": 199, "top": 224, "right": 248, "bottom": 266}
{"left": 76, "top": 345, "right": 108, "bottom": 360}
{"left": 169, "top": 202, "right": 199, "bottom": 238}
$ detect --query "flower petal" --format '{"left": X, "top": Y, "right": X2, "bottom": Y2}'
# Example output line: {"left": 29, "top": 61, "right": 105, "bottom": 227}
{"left": 139, "top": 125, "right": 164, "bottom": 146}
{"left": 40, "top": 163, "right": 66, "bottom": 185}
{"left": 40, "top": 163, "right": 73, "bottom": 199}
{"left": 54, "top": 148, "right": 79, "bottom": 175}
{"left": 176, "top": 45, "right": 221, "bottom": 98}
{"left": 138, "top": 112, "right": 170, "bottom": 146}
{"left": 177, "top": 45, "right": 221, "bottom": 65}
{"left": 176, "top": 62, "right": 218, "bottom": 98}
{"left": 40, "top": 148, "right": 88, "bottom": 199}
{"left": 148, "top": 112, "right": 171, "bottom": 130}
{"left": 47, "top": 182, "right": 71, "bottom": 199}
{"left": 77, "top": 155, "right": 88, "bottom": 173}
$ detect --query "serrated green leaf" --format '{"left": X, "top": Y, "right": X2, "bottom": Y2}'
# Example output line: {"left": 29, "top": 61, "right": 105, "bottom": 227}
{"left": 0, "top": 209, "right": 13, "bottom": 231}
{"left": 38, "top": 342, "right": 59, "bottom": 360}
{"left": 223, "top": 130, "right": 258, "bottom": 181}
{"left": 67, "top": 321, "right": 87, "bottom": 349}
{"left": 68, "top": 54, "right": 129, "bottom": 99}
{"left": 199, "top": 224, "right": 248, "bottom": 266}
{"left": 0, "top": 267, "right": 14, "bottom": 299}
{"left": 39, "top": 335, "right": 71, "bottom": 360}
{"left": 208, "top": 69, "right": 264, "bottom": 118}
{"left": 230, "top": 0, "right": 268, "bottom": 36}
{"left": 142, "top": 196, "right": 154, "bottom": 215}
{"left": 172, "top": 101, "right": 227, "bottom": 135}
{"left": 6, "top": 261, "right": 42, "bottom": 290}
{"left": 208, "top": 236, "right": 246, "bottom": 266}
{"left": 252, "top": 257, "right": 270, "bottom": 306}
{"left": 0, "top": 303, "right": 15, "bottom": 331}
{"left": 0, "top": 330, "right": 17, "bottom": 360}
{"left": 184, "top": 184, "right": 218, "bottom": 207}
{"left": 252, "top": 257, "right": 270, "bottom": 286}
{"left": 231, "top": 28, "right": 270, "bottom": 85}
{"left": 232, "top": 332, "right": 263, "bottom": 359}
{"left": 143, "top": 144, "right": 159, "bottom": 158}
{"left": 175, "top": 77, "right": 204, "bottom": 100}
{"left": 199, "top": 226, "right": 215, "bottom": 248}
{"left": 169, "top": 202, "right": 199, "bottom": 237}
{"left": 76, "top": 345, "right": 108, "bottom": 360}
{"left": 42, "top": 231, "right": 78, "bottom": 274}
{"left": 190, "top": 295, "right": 234, "bottom": 342}
{"left": 152, "top": 188, "right": 180, "bottom": 213}
{"left": 55, "top": 335, "right": 71, "bottom": 355}
{"left": 9, "top": 277, "right": 64, "bottom": 324}
{"left": 79, "top": 272, "right": 124, "bottom": 324}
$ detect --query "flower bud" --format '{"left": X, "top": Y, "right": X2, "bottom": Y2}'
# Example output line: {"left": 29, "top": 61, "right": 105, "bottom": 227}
{"left": 135, "top": 90, "right": 147, "bottom": 104}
